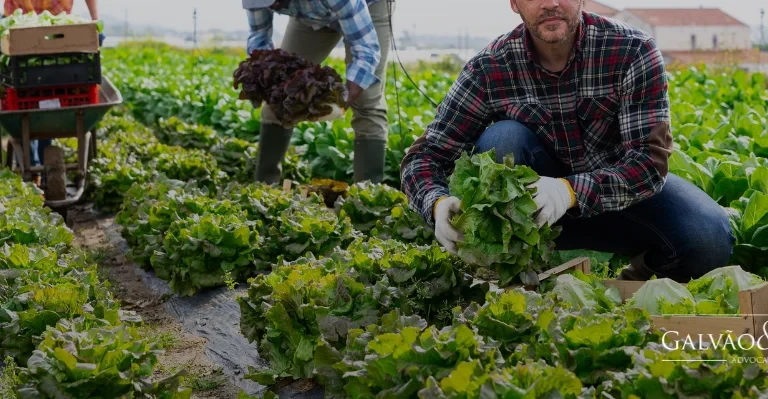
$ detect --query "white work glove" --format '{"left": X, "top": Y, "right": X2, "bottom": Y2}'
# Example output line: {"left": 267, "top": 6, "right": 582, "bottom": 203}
{"left": 528, "top": 177, "right": 575, "bottom": 228}
{"left": 433, "top": 196, "right": 463, "bottom": 255}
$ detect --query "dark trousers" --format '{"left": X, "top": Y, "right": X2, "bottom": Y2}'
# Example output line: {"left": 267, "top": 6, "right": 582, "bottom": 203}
{"left": 474, "top": 120, "right": 735, "bottom": 282}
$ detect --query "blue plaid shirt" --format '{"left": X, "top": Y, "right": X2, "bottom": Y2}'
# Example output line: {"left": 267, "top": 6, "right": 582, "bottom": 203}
{"left": 245, "top": 0, "right": 383, "bottom": 90}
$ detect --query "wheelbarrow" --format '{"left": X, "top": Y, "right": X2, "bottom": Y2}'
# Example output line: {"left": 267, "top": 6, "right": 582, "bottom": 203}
{"left": 0, "top": 76, "right": 122, "bottom": 211}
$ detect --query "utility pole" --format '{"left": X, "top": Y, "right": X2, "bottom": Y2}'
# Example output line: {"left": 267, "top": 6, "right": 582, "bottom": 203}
{"left": 760, "top": 8, "right": 765, "bottom": 72}
{"left": 193, "top": 8, "right": 198, "bottom": 49}
{"left": 123, "top": 9, "right": 128, "bottom": 38}
{"left": 465, "top": 28, "right": 470, "bottom": 57}
{"left": 761, "top": 8, "right": 765, "bottom": 48}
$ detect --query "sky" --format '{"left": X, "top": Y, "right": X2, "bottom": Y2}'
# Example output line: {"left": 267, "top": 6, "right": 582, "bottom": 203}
{"left": 74, "top": 0, "right": 766, "bottom": 39}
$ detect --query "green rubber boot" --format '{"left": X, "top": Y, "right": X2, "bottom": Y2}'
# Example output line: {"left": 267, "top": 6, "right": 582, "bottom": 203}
{"left": 353, "top": 138, "right": 387, "bottom": 184}
{"left": 255, "top": 123, "right": 294, "bottom": 185}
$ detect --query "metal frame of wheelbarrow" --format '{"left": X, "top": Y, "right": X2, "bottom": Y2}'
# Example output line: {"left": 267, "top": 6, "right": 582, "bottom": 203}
{"left": 1, "top": 76, "right": 122, "bottom": 209}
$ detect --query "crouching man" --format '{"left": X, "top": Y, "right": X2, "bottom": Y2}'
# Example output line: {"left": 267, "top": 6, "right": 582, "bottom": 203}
{"left": 400, "top": 0, "right": 735, "bottom": 282}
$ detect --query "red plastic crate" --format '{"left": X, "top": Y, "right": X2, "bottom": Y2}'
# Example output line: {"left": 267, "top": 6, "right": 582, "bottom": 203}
{"left": 1, "top": 84, "right": 99, "bottom": 111}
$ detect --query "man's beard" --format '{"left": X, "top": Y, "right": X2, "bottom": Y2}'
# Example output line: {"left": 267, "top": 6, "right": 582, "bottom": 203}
{"left": 520, "top": 5, "right": 582, "bottom": 44}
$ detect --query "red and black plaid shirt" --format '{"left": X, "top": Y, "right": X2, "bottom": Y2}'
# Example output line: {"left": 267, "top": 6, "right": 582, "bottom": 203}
{"left": 401, "top": 11, "right": 672, "bottom": 228}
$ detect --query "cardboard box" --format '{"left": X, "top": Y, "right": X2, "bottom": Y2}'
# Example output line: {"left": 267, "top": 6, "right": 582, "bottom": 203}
{"left": 1, "top": 23, "right": 99, "bottom": 56}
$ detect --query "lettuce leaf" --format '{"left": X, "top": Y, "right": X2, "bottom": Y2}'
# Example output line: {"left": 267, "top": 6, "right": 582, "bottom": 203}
{"left": 688, "top": 266, "right": 765, "bottom": 314}
{"left": 341, "top": 323, "right": 504, "bottom": 399}
{"left": 550, "top": 271, "right": 622, "bottom": 313}
{"left": 239, "top": 264, "right": 383, "bottom": 382}
{"left": 156, "top": 116, "right": 220, "bottom": 151}
{"left": 335, "top": 182, "right": 410, "bottom": 234}
{"left": 599, "top": 342, "right": 768, "bottom": 398}
{"left": 0, "top": 268, "right": 122, "bottom": 365}
{"left": 89, "top": 156, "right": 151, "bottom": 212}
{"left": 120, "top": 184, "right": 217, "bottom": 268}
{"left": 419, "top": 359, "right": 584, "bottom": 399}
{"left": 239, "top": 238, "right": 489, "bottom": 389}
{"left": 150, "top": 145, "right": 227, "bottom": 193}
{"left": 455, "top": 288, "right": 551, "bottom": 355}
{"left": 234, "top": 49, "right": 312, "bottom": 105}
{"left": 448, "top": 149, "right": 560, "bottom": 286}
{"left": 151, "top": 210, "right": 264, "bottom": 297}
{"left": 337, "top": 182, "right": 434, "bottom": 245}
{"left": 268, "top": 65, "right": 347, "bottom": 126}
{"left": 626, "top": 278, "right": 696, "bottom": 316}
{"left": 0, "top": 207, "right": 73, "bottom": 249}
{"left": 233, "top": 50, "right": 346, "bottom": 126}
{"left": 15, "top": 319, "right": 191, "bottom": 399}
{"left": 314, "top": 309, "right": 429, "bottom": 394}
{"left": 345, "top": 238, "right": 486, "bottom": 325}
{"left": 263, "top": 202, "right": 355, "bottom": 263}
{"left": 0, "top": 170, "right": 43, "bottom": 209}
{"left": 513, "top": 308, "right": 660, "bottom": 385}
{"left": 220, "top": 182, "right": 322, "bottom": 228}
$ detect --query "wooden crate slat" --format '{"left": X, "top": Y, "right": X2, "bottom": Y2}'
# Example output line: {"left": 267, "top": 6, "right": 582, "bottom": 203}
{"left": 651, "top": 315, "right": 753, "bottom": 340}
{"left": 604, "top": 280, "right": 645, "bottom": 301}
{"left": 537, "top": 257, "right": 591, "bottom": 280}
{"left": 604, "top": 276, "right": 768, "bottom": 354}
{"left": 738, "top": 288, "right": 753, "bottom": 316}
{"left": 746, "top": 282, "right": 768, "bottom": 343}
{"left": 504, "top": 257, "right": 591, "bottom": 291}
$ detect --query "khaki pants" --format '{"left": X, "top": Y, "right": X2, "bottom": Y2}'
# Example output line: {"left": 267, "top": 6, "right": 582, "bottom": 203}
{"left": 261, "top": 0, "right": 394, "bottom": 140}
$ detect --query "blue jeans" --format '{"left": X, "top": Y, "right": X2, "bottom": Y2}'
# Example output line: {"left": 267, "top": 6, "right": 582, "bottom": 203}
{"left": 31, "top": 139, "right": 52, "bottom": 167}
{"left": 474, "top": 120, "right": 736, "bottom": 282}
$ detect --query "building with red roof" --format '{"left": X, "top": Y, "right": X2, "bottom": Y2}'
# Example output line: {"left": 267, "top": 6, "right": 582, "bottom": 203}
{"left": 581, "top": 3, "right": 766, "bottom": 73}
{"left": 613, "top": 7, "right": 752, "bottom": 52}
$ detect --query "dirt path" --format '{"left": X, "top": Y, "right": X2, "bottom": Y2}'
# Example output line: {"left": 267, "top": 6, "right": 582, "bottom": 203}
{"left": 68, "top": 205, "right": 243, "bottom": 399}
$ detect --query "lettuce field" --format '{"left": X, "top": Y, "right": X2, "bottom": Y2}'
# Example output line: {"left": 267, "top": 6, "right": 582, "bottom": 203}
{"left": 1, "top": 41, "right": 768, "bottom": 398}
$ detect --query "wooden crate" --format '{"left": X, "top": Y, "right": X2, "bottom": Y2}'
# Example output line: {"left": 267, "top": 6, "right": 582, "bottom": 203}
{"left": 504, "top": 257, "right": 592, "bottom": 291}
{"left": 1, "top": 23, "right": 99, "bottom": 56}
{"left": 536, "top": 257, "right": 591, "bottom": 281}
{"left": 602, "top": 274, "right": 768, "bottom": 348}
{"left": 502, "top": 257, "right": 768, "bottom": 352}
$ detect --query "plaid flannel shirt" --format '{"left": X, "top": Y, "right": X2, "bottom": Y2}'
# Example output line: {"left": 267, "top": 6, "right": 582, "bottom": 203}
{"left": 5, "top": 0, "right": 73, "bottom": 16}
{"left": 245, "top": 0, "right": 383, "bottom": 90}
{"left": 401, "top": 12, "right": 673, "bottom": 228}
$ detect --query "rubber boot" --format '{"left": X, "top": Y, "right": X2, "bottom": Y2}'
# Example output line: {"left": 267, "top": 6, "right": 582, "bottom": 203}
{"left": 617, "top": 252, "right": 662, "bottom": 281}
{"left": 353, "top": 138, "right": 387, "bottom": 184}
{"left": 255, "top": 123, "right": 294, "bottom": 185}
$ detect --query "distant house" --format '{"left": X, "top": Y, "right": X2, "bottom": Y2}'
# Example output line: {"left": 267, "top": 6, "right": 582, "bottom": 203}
{"left": 583, "top": 0, "right": 619, "bottom": 18}
{"left": 612, "top": 8, "right": 752, "bottom": 52}
{"left": 578, "top": 3, "right": 766, "bottom": 74}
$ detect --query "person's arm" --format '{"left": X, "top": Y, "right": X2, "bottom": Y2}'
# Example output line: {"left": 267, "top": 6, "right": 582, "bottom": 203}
{"left": 564, "top": 37, "right": 672, "bottom": 218}
{"left": 400, "top": 58, "right": 491, "bottom": 228}
{"left": 84, "top": 0, "right": 98, "bottom": 19}
{"left": 325, "top": 0, "right": 380, "bottom": 93}
{"left": 245, "top": 8, "right": 275, "bottom": 54}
